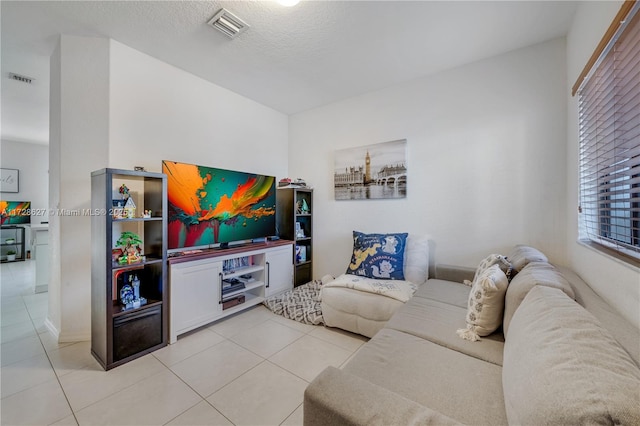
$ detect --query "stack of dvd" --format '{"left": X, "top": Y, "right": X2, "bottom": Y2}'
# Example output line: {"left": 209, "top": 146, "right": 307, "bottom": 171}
{"left": 222, "top": 278, "right": 245, "bottom": 295}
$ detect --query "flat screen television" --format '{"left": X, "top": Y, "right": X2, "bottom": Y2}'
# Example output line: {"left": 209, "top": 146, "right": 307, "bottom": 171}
{"left": 0, "top": 201, "right": 31, "bottom": 225}
{"left": 162, "top": 161, "right": 276, "bottom": 250}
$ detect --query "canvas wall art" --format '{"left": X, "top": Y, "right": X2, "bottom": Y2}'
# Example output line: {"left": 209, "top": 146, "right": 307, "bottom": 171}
{"left": 334, "top": 139, "right": 407, "bottom": 200}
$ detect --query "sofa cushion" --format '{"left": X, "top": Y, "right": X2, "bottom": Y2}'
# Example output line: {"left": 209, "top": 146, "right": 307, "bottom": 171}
{"left": 434, "top": 264, "right": 476, "bottom": 284}
{"left": 414, "top": 278, "right": 470, "bottom": 308}
{"left": 502, "top": 261, "right": 574, "bottom": 336}
{"left": 457, "top": 264, "right": 509, "bottom": 342}
{"left": 507, "top": 244, "right": 547, "bottom": 272}
{"left": 343, "top": 328, "right": 507, "bottom": 425}
{"left": 346, "top": 231, "right": 408, "bottom": 280}
{"left": 304, "top": 367, "right": 461, "bottom": 426}
{"left": 555, "top": 265, "right": 640, "bottom": 367}
{"left": 503, "top": 285, "right": 640, "bottom": 425}
{"left": 386, "top": 290, "right": 504, "bottom": 366}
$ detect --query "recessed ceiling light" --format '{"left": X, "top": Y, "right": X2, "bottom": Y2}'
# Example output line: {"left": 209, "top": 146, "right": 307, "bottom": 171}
{"left": 207, "top": 9, "right": 249, "bottom": 39}
{"left": 277, "top": 0, "right": 300, "bottom": 7}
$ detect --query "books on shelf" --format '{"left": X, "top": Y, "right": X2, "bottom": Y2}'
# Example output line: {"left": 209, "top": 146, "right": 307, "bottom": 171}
{"left": 222, "top": 256, "right": 252, "bottom": 274}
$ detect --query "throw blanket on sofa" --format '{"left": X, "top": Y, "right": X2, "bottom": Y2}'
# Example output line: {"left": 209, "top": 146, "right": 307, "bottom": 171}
{"left": 263, "top": 279, "right": 325, "bottom": 325}
{"left": 323, "top": 274, "right": 417, "bottom": 303}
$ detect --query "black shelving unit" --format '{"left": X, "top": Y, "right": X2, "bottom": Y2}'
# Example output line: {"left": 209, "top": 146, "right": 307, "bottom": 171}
{"left": 91, "top": 168, "right": 167, "bottom": 370}
{"left": 276, "top": 188, "right": 313, "bottom": 286}
{"left": 1, "top": 226, "right": 26, "bottom": 262}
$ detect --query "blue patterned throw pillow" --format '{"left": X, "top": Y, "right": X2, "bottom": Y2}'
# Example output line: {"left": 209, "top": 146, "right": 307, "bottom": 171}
{"left": 346, "top": 231, "right": 408, "bottom": 280}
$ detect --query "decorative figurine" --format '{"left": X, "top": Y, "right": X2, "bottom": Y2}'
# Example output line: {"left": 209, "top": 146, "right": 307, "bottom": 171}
{"left": 132, "top": 275, "right": 140, "bottom": 299}
{"left": 119, "top": 184, "right": 130, "bottom": 199}
{"left": 131, "top": 275, "right": 141, "bottom": 308}
{"left": 112, "top": 200, "right": 125, "bottom": 219}
{"left": 301, "top": 199, "right": 310, "bottom": 213}
{"left": 115, "top": 231, "right": 143, "bottom": 264}
{"left": 120, "top": 283, "right": 134, "bottom": 308}
{"left": 124, "top": 197, "right": 136, "bottom": 219}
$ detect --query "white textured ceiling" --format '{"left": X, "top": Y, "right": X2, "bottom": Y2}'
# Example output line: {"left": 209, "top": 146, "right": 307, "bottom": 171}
{"left": 1, "top": 0, "right": 579, "bottom": 145}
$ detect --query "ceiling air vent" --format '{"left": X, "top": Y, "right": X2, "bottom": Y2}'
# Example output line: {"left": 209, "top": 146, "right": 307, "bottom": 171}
{"left": 207, "top": 9, "right": 249, "bottom": 39}
{"left": 8, "top": 73, "right": 34, "bottom": 84}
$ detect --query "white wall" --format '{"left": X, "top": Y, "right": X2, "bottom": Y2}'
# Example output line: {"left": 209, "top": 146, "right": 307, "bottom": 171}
{"left": 48, "top": 36, "right": 289, "bottom": 341}
{"left": 48, "top": 40, "right": 62, "bottom": 338}
{"left": 48, "top": 35, "right": 110, "bottom": 341}
{"left": 0, "top": 139, "right": 49, "bottom": 231}
{"left": 108, "top": 40, "right": 288, "bottom": 177}
{"left": 566, "top": 1, "right": 640, "bottom": 329}
{"left": 289, "top": 38, "right": 568, "bottom": 279}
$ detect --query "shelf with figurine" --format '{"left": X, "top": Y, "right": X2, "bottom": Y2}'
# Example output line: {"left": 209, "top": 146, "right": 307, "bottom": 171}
{"left": 111, "top": 183, "right": 159, "bottom": 220}
{"left": 114, "top": 231, "right": 144, "bottom": 265}
{"left": 276, "top": 186, "right": 313, "bottom": 286}
{"left": 111, "top": 184, "right": 137, "bottom": 219}
{"left": 118, "top": 273, "right": 146, "bottom": 309}
{"left": 112, "top": 299, "right": 162, "bottom": 316}
{"left": 112, "top": 264, "right": 163, "bottom": 316}
{"left": 91, "top": 167, "right": 167, "bottom": 370}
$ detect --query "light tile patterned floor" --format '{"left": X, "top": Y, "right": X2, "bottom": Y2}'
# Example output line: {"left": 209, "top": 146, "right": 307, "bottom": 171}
{"left": 0, "top": 260, "right": 368, "bottom": 425}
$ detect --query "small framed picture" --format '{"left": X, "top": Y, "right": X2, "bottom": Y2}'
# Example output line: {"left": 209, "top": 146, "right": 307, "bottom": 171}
{"left": 0, "top": 168, "right": 19, "bottom": 193}
{"left": 295, "top": 222, "right": 305, "bottom": 238}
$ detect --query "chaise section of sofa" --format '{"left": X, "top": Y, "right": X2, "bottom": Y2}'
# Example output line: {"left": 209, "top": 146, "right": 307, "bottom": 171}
{"left": 306, "top": 267, "right": 509, "bottom": 425}
{"left": 304, "top": 248, "right": 640, "bottom": 425}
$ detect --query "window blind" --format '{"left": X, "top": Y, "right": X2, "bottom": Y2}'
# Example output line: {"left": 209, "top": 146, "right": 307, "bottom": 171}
{"left": 578, "top": 2, "right": 640, "bottom": 263}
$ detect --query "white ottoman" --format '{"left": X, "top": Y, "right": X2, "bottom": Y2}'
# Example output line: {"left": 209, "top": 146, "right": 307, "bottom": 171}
{"left": 321, "top": 234, "right": 430, "bottom": 337}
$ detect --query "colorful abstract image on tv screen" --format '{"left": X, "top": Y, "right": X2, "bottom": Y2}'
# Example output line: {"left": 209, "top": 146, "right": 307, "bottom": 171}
{"left": 162, "top": 161, "right": 276, "bottom": 250}
{"left": 0, "top": 201, "right": 31, "bottom": 225}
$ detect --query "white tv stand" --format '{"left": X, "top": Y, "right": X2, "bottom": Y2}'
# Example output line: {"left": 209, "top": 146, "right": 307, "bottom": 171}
{"left": 168, "top": 240, "right": 294, "bottom": 343}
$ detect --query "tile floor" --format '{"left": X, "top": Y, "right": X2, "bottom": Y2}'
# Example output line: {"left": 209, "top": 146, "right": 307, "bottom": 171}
{"left": 1, "top": 260, "right": 368, "bottom": 425}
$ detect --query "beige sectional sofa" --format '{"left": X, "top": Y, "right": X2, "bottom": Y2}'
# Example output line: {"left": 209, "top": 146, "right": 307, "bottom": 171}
{"left": 304, "top": 248, "right": 640, "bottom": 425}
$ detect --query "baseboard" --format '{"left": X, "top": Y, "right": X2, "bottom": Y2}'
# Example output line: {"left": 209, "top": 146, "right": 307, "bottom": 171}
{"left": 58, "top": 330, "right": 90, "bottom": 343}
{"left": 43, "top": 318, "right": 60, "bottom": 341}
{"left": 43, "top": 318, "right": 90, "bottom": 343}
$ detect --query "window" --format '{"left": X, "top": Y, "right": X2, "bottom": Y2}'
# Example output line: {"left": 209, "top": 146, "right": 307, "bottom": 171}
{"left": 576, "top": 1, "right": 640, "bottom": 265}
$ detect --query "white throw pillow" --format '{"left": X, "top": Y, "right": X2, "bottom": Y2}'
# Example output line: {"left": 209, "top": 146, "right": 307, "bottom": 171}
{"left": 457, "top": 264, "right": 509, "bottom": 342}
{"left": 507, "top": 245, "right": 547, "bottom": 272}
{"left": 469, "top": 253, "right": 512, "bottom": 285}
{"left": 403, "top": 234, "right": 430, "bottom": 285}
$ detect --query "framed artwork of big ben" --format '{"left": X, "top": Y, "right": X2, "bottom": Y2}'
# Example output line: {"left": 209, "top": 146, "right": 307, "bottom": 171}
{"left": 333, "top": 139, "right": 407, "bottom": 200}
